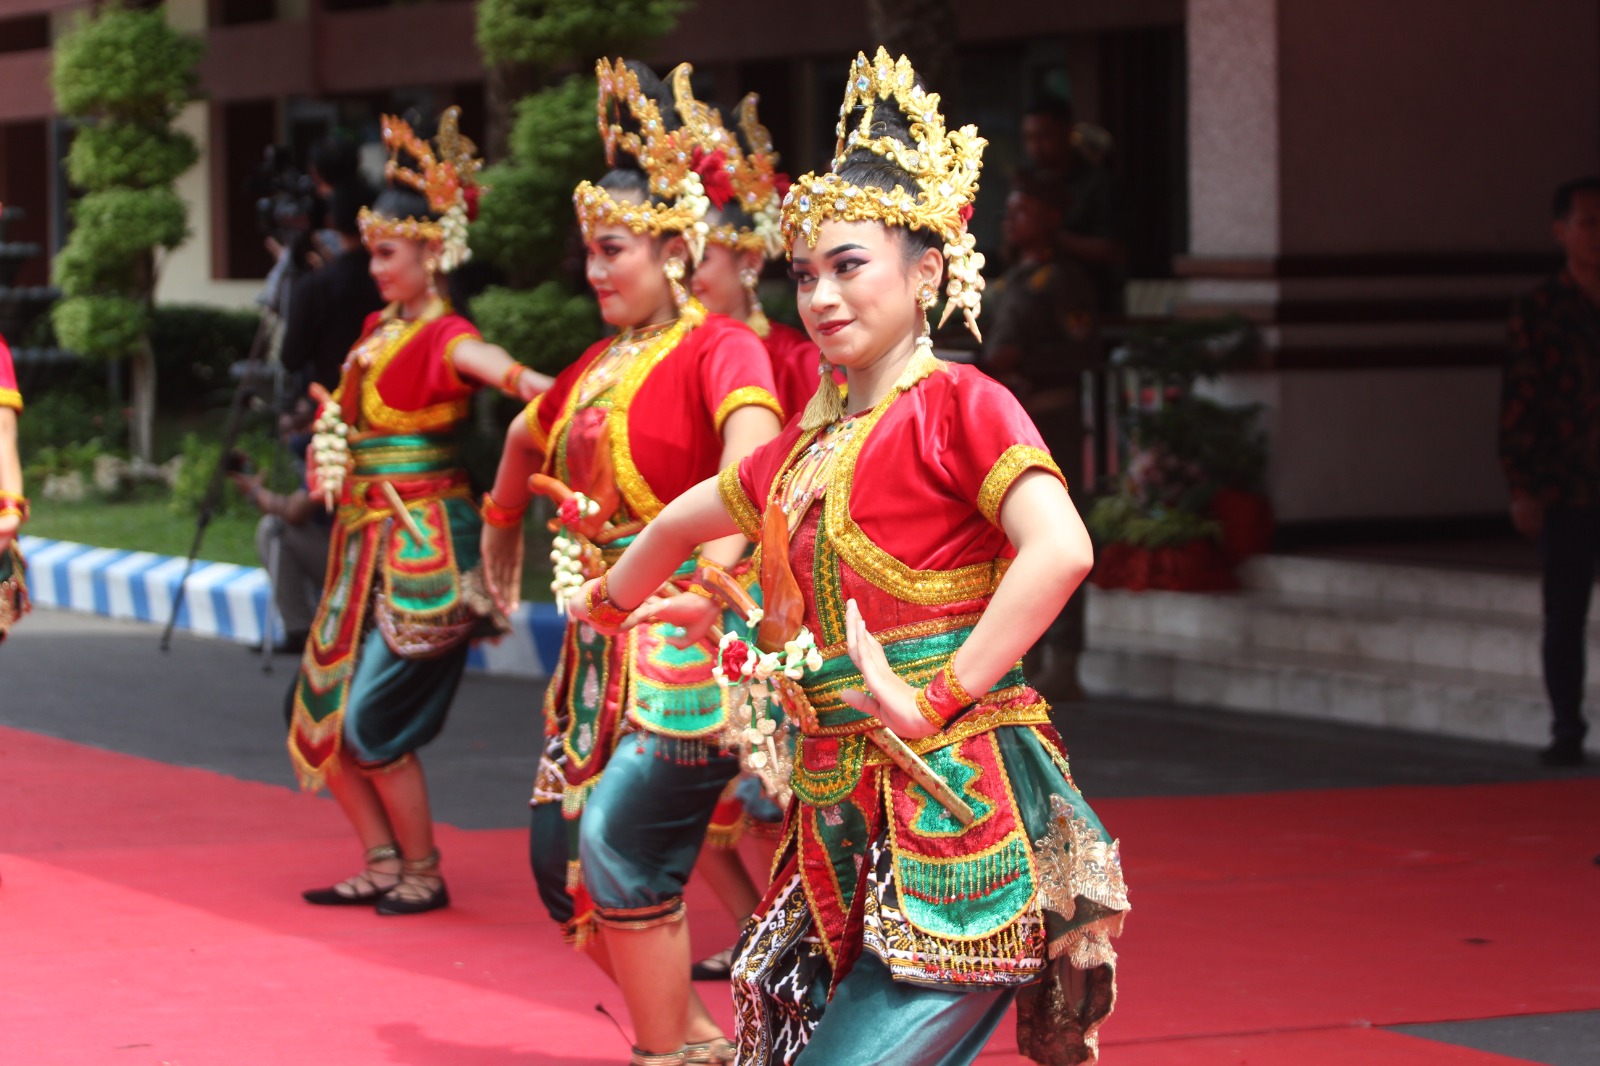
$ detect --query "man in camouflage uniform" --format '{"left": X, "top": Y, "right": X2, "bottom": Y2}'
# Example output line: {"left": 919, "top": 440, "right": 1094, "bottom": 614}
{"left": 984, "top": 165, "right": 1100, "bottom": 700}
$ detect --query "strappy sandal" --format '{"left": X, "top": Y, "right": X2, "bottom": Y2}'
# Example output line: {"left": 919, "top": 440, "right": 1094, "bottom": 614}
{"left": 302, "top": 843, "right": 400, "bottom": 905}
{"left": 629, "top": 1049, "right": 687, "bottom": 1066}
{"left": 684, "top": 1036, "right": 735, "bottom": 1064}
{"left": 375, "top": 847, "right": 450, "bottom": 915}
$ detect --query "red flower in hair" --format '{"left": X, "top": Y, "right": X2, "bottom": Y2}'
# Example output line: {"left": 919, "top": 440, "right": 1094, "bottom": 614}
{"left": 959, "top": 203, "right": 974, "bottom": 225}
{"left": 463, "top": 184, "right": 481, "bottom": 222}
{"left": 773, "top": 172, "right": 793, "bottom": 200}
{"left": 692, "top": 148, "right": 734, "bottom": 208}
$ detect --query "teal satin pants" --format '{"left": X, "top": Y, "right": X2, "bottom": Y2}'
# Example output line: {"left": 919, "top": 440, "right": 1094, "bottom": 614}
{"left": 796, "top": 953, "right": 1016, "bottom": 1065}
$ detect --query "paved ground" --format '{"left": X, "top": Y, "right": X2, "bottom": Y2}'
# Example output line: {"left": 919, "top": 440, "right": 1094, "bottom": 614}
{"left": 3, "top": 606, "right": 1597, "bottom": 1064}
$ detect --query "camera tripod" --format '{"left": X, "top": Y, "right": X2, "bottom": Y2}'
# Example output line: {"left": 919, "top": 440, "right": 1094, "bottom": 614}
{"left": 159, "top": 316, "right": 285, "bottom": 669}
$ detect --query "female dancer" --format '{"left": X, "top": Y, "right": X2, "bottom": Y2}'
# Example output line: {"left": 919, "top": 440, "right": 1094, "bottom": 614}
{"left": 0, "top": 323, "right": 29, "bottom": 641}
{"left": 291, "top": 110, "right": 548, "bottom": 915}
{"left": 479, "top": 61, "right": 783, "bottom": 1064}
{"left": 570, "top": 50, "right": 1129, "bottom": 1065}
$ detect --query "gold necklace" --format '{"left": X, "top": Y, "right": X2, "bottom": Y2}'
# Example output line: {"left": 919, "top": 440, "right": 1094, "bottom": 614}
{"left": 777, "top": 416, "right": 860, "bottom": 520}
{"left": 578, "top": 321, "right": 674, "bottom": 405}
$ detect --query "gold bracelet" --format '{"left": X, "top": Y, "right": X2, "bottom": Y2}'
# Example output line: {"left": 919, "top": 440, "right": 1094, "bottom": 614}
{"left": 937, "top": 660, "right": 977, "bottom": 707}
{"left": 914, "top": 687, "right": 946, "bottom": 728}
{"left": 500, "top": 363, "right": 527, "bottom": 397}
{"left": 0, "top": 492, "right": 29, "bottom": 523}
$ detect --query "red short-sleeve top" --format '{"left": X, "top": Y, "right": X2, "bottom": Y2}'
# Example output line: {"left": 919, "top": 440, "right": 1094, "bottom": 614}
{"left": 333, "top": 307, "right": 481, "bottom": 435}
{"left": 763, "top": 320, "right": 821, "bottom": 423}
{"left": 721, "top": 359, "right": 1065, "bottom": 621}
{"left": 527, "top": 312, "right": 782, "bottom": 521}
{"left": 0, "top": 334, "right": 20, "bottom": 412}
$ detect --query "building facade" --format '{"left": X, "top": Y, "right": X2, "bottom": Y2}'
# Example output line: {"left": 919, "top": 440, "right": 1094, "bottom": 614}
{"left": 1, "top": 0, "right": 1595, "bottom": 528}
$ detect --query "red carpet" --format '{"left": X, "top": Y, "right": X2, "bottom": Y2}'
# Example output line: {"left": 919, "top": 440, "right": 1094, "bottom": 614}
{"left": 2, "top": 725, "right": 1596, "bottom": 1064}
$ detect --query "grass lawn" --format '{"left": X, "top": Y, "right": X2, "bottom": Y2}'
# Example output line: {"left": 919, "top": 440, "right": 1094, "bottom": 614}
{"left": 26, "top": 496, "right": 263, "bottom": 567}
{"left": 27, "top": 493, "right": 559, "bottom": 602}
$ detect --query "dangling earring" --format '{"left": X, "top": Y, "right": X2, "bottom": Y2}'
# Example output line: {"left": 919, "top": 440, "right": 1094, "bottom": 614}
{"left": 425, "top": 258, "right": 441, "bottom": 298}
{"left": 916, "top": 283, "right": 939, "bottom": 354}
{"left": 663, "top": 257, "right": 704, "bottom": 327}
{"left": 801, "top": 351, "right": 848, "bottom": 431}
{"left": 741, "top": 266, "right": 770, "bottom": 338}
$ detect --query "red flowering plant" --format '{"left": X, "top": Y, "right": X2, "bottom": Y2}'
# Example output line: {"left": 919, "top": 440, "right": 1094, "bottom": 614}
{"left": 1086, "top": 317, "right": 1271, "bottom": 588}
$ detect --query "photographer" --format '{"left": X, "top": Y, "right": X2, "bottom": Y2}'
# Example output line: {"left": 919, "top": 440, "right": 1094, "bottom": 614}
{"left": 228, "top": 398, "right": 331, "bottom": 654}
{"left": 280, "top": 179, "right": 383, "bottom": 392}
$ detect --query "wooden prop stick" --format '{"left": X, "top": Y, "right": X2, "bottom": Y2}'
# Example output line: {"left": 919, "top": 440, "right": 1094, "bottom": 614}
{"left": 866, "top": 726, "right": 975, "bottom": 826}
{"left": 380, "top": 481, "right": 426, "bottom": 544}
{"left": 698, "top": 567, "right": 974, "bottom": 826}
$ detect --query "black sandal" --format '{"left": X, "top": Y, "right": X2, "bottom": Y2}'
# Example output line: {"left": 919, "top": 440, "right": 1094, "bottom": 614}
{"left": 302, "top": 843, "right": 400, "bottom": 905}
{"left": 690, "top": 945, "right": 734, "bottom": 981}
{"left": 376, "top": 847, "right": 450, "bottom": 915}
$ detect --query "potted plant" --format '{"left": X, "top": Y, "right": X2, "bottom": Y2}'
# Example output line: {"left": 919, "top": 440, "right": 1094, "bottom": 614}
{"left": 1086, "top": 316, "right": 1271, "bottom": 591}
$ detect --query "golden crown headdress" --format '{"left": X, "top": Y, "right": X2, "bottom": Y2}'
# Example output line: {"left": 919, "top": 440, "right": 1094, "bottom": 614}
{"left": 780, "top": 48, "right": 988, "bottom": 339}
{"left": 357, "top": 107, "right": 484, "bottom": 274}
{"left": 574, "top": 60, "right": 787, "bottom": 264}
{"left": 719, "top": 93, "right": 790, "bottom": 259}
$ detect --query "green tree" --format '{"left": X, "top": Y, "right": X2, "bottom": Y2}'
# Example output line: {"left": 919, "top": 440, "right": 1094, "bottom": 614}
{"left": 50, "top": 3, "right": 202, "bottom": 464}
{"left": 471, "top": 0, "right": 682, "bottom": 374}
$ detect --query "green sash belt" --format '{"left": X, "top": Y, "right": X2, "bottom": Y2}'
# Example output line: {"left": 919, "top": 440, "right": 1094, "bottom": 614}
{"left": 800, "top": 623, "right": 1026, "bottom": 733}
{"left": 351, "top": 433, "right": 461, "bottom": 478}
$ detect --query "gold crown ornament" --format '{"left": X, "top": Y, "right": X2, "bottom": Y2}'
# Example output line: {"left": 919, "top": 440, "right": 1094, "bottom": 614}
{"left": 357, "top": 107, "right": 484, "bottom": 274}
{"left": 574, "top": 60, "right": 790, "bottom": 265}
{"left": 780, "top": 48, "right": 988, "bottom": 340}
{"left": 704, "top": 90, "right": 790, "bottom": 257}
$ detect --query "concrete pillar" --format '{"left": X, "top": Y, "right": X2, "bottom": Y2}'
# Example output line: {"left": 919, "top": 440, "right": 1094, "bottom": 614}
{"left": 1186, "top": 0, "right": 1278, "bottom": 258}
{"left": 157, "top": 0, "right": 260, "bottom": 309}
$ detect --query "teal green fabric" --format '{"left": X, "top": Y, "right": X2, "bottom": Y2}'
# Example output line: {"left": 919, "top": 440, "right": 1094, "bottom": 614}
{"left": 529, "top": 801, "right": 575, "bottom": 925}
{"left": 349, "top": 433, "right": 461, "bottom": 476}
{"left": 795, "top": 953, "right": 1015, "bottom": 1065}
{"left": 578, "top": 732, "right": 740, "bottom": 912}
{"left": 342, "top": 624, "right": 469, "bottom": 766}
{"left": 1000, "top": 726, "right": 1119, "bottom": 945}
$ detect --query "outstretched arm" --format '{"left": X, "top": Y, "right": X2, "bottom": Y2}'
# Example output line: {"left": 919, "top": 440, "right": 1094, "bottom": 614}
{"left": 571, "top": 474, "right": 741, "bottom": 631}
{"left": 622, "top": 404, "right": 780, "bottom": 647}
{"left": 839, "top": 469, "right": 1091, "bottom": 739}
{"left": 451, "top": 337, "right": 553, "bottom": 401}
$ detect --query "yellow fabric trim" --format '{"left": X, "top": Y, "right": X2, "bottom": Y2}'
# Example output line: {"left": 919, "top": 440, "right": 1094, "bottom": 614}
{"left": 978, "top": 444, "right": 1065, "bottom": 527}
{"left": 0, "top": 387, "right": 21, "bottom": 411}
{"left": 714, "top": 386, "right": 784, "bottom": 434}
{"left": 440, "top": 332, "right": 474, "bottom": 393}
{"left": 605, "top": 314, "right": 698, "bottom": 522}
{"left": 341, "top": 302, "right": 472, "bottom": 435}
{"left": 823, "top": 356, "right": 1002, "bottom": 605}
{"left": 861, "top": 694, "right": 1052, "bottom": 760}
{"left": 524, "top": 400, "right": 550, "bottom": 455}
{"left": 719, "top": 462, "right": 761, "bottom": 540}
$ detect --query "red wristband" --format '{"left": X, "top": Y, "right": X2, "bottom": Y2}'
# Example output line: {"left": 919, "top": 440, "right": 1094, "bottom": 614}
{"left": 480, "top": 491, "right": 526, "bottom": 529}
{"left": 583, "top": 573, "right": 633, "bottom": 628}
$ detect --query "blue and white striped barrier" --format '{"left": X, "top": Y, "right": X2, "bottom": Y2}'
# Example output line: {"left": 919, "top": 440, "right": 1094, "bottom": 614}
{"left": 16, "top": 535, "right": 563, "bottom": 679}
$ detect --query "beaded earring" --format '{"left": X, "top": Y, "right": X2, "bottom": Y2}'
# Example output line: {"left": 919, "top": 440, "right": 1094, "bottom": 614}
{"left": 741, "top": 266, "right": 770, "bottom": 338}
{"left": 663, "top": 257, "right": 705, "bottom": 326}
